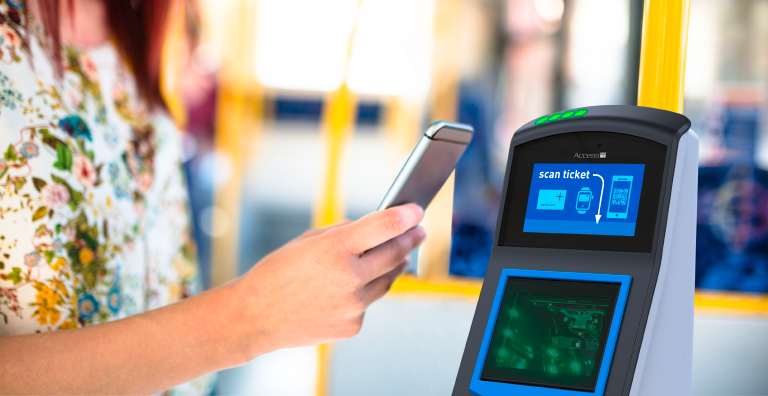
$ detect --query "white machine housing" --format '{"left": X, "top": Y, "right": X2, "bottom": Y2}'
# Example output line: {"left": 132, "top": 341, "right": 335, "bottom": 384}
{"left": 630, "top": 130, "right": 698, "bottom": 395}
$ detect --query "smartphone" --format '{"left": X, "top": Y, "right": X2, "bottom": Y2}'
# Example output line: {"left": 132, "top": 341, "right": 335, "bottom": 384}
{"left": 377, "top": 120, "right": 473, "bottom": 211}
{"left": 607, "top": 175, "right": 633, "bottom": 219}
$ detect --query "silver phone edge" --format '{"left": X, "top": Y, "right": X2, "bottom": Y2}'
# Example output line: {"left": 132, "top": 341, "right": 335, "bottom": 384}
{"left": 424, "top": 120, "right": 474, "bottom": 139}
{"left": 376, "top": 121, "right": 473, "bottom": 211}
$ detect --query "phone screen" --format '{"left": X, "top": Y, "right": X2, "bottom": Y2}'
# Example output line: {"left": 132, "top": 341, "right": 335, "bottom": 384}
{"left": 607, "top": 177, "right": 633, "bottom": 218}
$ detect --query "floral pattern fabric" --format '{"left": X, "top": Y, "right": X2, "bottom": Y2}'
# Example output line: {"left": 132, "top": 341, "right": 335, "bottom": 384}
{"left": 0, "top": 2, "right": 213, "bottom": 394}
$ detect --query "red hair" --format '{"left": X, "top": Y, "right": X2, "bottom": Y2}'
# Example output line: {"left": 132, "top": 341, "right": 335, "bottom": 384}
{"left": 33, "top": 0, "right": 171, "bottom": 109}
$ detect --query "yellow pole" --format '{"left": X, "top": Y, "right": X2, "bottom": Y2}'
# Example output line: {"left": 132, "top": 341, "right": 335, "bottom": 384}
{"left": 313, "top": 3, "right": 363, "bottom": 394}
{"left": 312, "top": 83, "right": 357, "bottom": 396}
{"left": 637, "top": 0, "right": 692, "bottom": 113}
{"left": 384, "top": 97, "right": 423, "bottom": 158}
{"left": 210, "top": 0, "right": 262, "bottom": 287}
{"left": 159, "top": 0, "right": 187, "bottom": 129}
{"left": 419, "top": 0, "right": 464, "bottom": 280}
{"left": 313, "top": 84, "right": 358, "bottom": 227}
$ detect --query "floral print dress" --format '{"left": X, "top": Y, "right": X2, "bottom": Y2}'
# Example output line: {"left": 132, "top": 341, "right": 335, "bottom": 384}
{"left": 0, "top": 2, "right": 213, "bottom": 394}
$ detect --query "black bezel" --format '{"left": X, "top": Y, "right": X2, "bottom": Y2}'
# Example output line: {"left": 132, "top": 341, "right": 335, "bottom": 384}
{"left": 498, "top": 131, "right": 667, "bottom": 252}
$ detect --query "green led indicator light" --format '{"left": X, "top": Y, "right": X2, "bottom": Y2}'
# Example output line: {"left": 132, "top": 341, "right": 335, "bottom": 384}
{"left": 562, "top": 111, "right": 575, "bottom": 118}
{"left": 548, "top": 114, "right": 561, "bottom": 121}
{"left": 574, "top": 109, "right": 588, "bottom": 117}
{"left": 536, "top": 117, "right": 549, "bottom": 125}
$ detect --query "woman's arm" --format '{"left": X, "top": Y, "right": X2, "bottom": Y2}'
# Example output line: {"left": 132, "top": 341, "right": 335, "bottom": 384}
{"left": 2, "top": 281, "right": 247, "bottom": 395}
{"left": 0, "top": 204, "right": 425, "bottom": 395}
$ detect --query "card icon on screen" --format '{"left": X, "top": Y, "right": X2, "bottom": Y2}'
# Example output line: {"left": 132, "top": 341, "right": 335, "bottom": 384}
{"left": 607, "top": 176, "right": 633, "bottom": 219}
{"left": 536, "top": 189, "right": 567, "bottom": 210}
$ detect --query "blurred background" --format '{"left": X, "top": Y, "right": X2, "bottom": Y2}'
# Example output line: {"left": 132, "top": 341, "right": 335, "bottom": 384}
{"left": 163, "top": 0, "right": 768, "bottom": 394}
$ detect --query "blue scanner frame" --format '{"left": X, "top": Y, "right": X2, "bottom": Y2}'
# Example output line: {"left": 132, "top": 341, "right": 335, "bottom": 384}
{"left": 469, "top": 269, "right": 632, "bottom": 396}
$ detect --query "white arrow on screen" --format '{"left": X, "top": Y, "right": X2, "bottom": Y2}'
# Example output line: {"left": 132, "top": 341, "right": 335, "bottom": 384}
{"left": 593, "top": 174, "right": 605, "bottom": 224}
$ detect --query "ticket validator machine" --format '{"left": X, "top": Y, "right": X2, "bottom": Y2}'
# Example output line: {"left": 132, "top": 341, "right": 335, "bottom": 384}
{"left": 453, "top": 105, "right": 698, "bottom": 396}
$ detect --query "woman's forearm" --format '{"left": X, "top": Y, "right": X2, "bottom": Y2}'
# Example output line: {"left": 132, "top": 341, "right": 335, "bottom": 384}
{"left": 0, "top": 205, "right": 425, "bottom": 395}
{"left": 0, "top": 282, "right": 253, "bottom": 395}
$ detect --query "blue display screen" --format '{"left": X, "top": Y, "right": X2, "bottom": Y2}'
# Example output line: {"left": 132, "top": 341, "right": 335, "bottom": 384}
{"left": 523, "top": 163, "right": 645, "bottom": 236}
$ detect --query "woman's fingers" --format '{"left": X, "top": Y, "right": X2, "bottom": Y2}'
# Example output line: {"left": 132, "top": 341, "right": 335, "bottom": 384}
{"left": 334, "top": 204, "right": 424, "bottom": 256}
{"left": 291, "top": 220, "right": 352, "bottom": 245}
{"left": 362, "top": 257, "right": 410, "bottom": 308}
{"left": 357, "top": 226, "right": 425, "bottom": 281}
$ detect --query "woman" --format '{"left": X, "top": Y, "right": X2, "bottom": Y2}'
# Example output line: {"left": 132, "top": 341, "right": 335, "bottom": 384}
{"left": 0, "top": 0, "right": 425, "bottom": 394}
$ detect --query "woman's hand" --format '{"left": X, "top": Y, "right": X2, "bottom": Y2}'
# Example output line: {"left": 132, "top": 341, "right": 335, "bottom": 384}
{"left": 231, "top": 203, "right": 426, "bottom": 359}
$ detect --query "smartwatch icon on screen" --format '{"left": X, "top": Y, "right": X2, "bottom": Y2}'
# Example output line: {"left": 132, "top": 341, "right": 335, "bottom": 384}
{"left": 576, "top": 187, "right": 593, "bottom": 214}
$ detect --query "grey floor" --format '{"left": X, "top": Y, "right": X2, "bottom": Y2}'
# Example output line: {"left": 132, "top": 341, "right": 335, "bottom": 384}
{"left": 692, "top": 315, "right": 768, "bottom": 396}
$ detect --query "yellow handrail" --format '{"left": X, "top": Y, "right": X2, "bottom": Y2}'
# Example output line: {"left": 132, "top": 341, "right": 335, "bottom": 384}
{"left": 695, "top": 291, "right": 768, "bottom": 317}
{"left": 637, "top": 0, "right": 692, "bottom": 113}
{"left": 313, "top": 84, "right": 358, "bottom": 227}
{"left": 159, "top": 0, "right": 187, "bottom": 129}
{"left": 210, "top": 1, "right": 262, "bottom": 287}
{"left": 313, "top": 83, "right": 357, "bottom": 396}
{"left": 313, "top": 3, "right": 364, "bottom": 394}
{"left": 418, "top": 0, "right": 464, "bottom": 280}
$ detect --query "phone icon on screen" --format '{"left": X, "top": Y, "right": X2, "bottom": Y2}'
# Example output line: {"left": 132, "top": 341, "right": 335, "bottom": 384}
{"left": 607, "top": 176, "right": 633, "bottom": 219}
